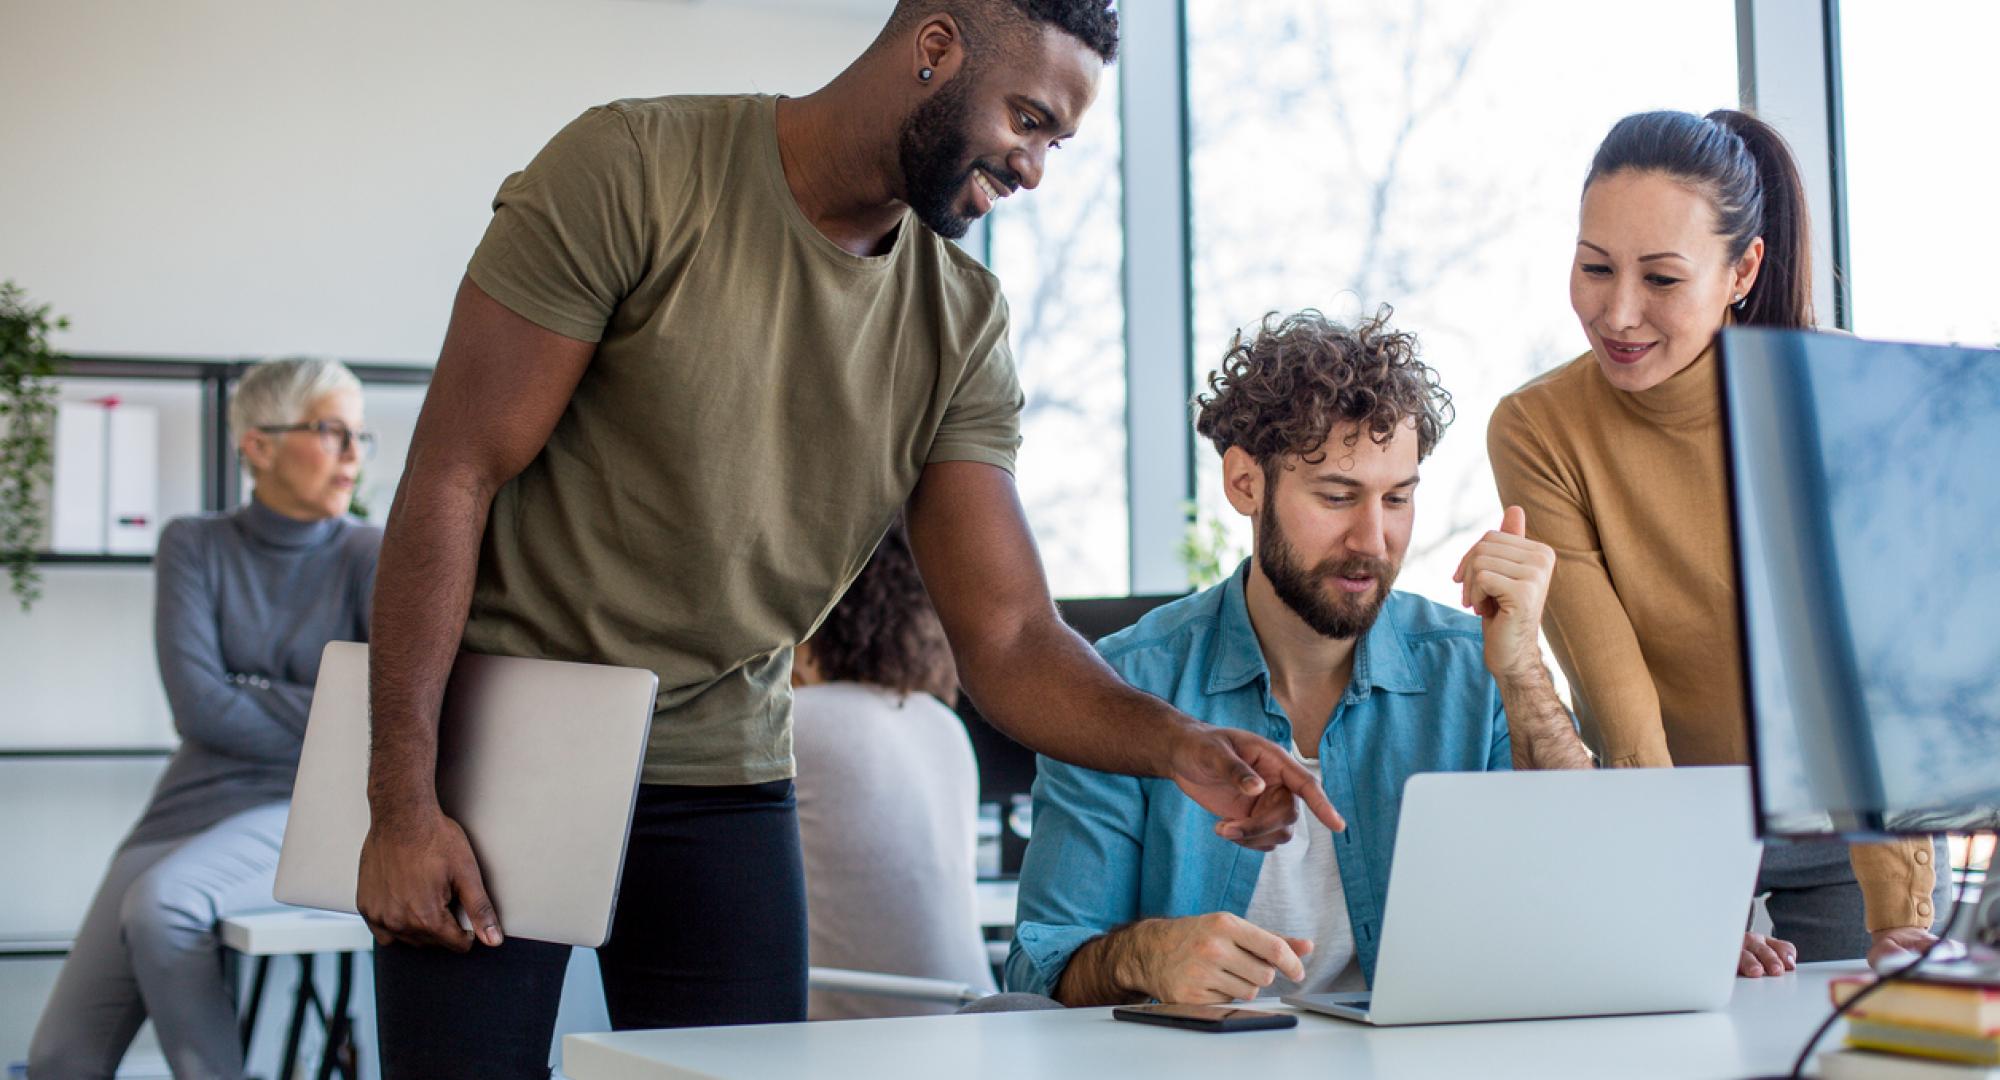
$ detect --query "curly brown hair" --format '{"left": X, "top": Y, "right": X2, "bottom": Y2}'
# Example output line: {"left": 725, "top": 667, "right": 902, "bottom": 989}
{"left": 806, "top": 519, "right": 959, "bottom": 702}
{"left": 1194, "top": 306, "right": 1453, "bottom": 469}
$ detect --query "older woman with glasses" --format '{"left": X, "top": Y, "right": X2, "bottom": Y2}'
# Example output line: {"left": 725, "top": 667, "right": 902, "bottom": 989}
{"left": 29, "top": 359, "right": 382, "bottom": 1080}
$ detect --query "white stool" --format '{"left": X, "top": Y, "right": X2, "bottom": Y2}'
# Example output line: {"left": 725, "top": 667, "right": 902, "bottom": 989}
{"left": 220, "top": 909, "right": 374, "bottom": 1080}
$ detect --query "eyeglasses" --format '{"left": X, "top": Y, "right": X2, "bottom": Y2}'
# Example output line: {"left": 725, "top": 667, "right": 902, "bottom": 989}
{"left": 257, "top": 420, "right": 377, "bottom": 460}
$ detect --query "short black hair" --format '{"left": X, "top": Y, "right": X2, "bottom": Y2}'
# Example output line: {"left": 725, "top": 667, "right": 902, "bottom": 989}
{"left": 882, "top": 0, "right": 1119, "bottom": 64}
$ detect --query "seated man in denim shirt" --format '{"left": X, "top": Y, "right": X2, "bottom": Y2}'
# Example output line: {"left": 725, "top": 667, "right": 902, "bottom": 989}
{"left": 1007, "top": 309, "right": 1595, "bottom": 1006}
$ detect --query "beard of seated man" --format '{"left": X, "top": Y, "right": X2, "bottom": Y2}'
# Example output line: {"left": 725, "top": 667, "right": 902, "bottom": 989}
{"left": 1257, "top": 484, "right": 1399, "bottom": 641}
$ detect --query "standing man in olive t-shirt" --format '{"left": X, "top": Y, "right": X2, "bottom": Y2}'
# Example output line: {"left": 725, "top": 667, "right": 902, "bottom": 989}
{"left": 355, "top": 2, "right": 1341, "bottom": 1074}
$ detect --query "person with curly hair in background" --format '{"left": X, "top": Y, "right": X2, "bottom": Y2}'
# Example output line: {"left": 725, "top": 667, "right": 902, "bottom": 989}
{"left": 790, "top": 518, "right": 998, "bottom": 1019}
{"left": 1005, "top": 308, "right": 1594, "bottom": 1008}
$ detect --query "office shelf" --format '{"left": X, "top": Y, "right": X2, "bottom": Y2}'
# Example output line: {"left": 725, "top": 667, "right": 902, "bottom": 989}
{"left": 10, "top": 357, "right": 431, "bottom": 790}
{"left": 0, "top": 746, "right": 175, "bottom": 758}
{"left": 35, "top": 354, "right": 433, "bottom": 563}
{"left": 0, "top": 935, "right": 74, "bottom": 959}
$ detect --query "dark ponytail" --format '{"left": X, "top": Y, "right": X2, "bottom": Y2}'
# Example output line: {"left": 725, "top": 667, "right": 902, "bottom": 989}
{"left": 1584, "top": 109, "right": 1815, "bottom": 330}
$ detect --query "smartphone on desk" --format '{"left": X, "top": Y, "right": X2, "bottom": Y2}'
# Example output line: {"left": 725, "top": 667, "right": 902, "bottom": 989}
{"left": 1111, "top": 1003, "right": 1298, "bottom": 1033}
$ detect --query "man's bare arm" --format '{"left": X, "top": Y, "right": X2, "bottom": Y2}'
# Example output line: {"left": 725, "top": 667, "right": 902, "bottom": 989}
{"left": 1500, "top": 666, "right": 1596, "bottom": 770}
{"left": 1053, "top": 926, "right": 1154, "bottom": 1007}
{"left": 357, "top": 277, "right": 593, "bottom": 949}
{"left": 1053, "top": 914, "right": 1309, "bottom": 1006}
{"left": 903, "top": 463, "right": 1174, "bottom": 780}
{"left": 1454, "top": 506, "right": 1594, "bottom": 772}
{"left": 905, "top": 462, "right": 1342, "bottom": 849}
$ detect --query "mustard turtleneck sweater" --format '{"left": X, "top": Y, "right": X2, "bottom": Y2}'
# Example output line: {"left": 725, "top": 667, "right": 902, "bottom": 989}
{"left": 1488, "top": 346, "right": 1935, "bottom": 934}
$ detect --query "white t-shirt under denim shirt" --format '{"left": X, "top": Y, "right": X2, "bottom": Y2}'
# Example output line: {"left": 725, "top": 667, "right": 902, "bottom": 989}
{"left": 1243, "top": 745, "right": 1365, "bottom": 997}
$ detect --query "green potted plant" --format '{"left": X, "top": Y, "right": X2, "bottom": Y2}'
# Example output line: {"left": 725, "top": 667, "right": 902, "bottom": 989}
{"left": 1178, "top": 499, "right": 1245, "bottom": 590}
{"left": 0, "top": 281, "right": 67, "bottom": 611}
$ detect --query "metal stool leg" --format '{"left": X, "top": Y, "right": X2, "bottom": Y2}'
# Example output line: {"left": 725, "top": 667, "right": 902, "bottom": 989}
{"left": 240, "top": 955, "right": 272, "bottom": 1053}
{"left": 278, "top": 953, "right": 318, "bottom": 1077}
{"left": 316, "top": 952, "right": 356, "bottom": 1080}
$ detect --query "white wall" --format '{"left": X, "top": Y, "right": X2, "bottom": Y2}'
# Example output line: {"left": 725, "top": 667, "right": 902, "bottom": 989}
{"left": 0, "top": 0, "right": 881, "bottom": 1069}
{"left": 0, "top": 0, "right": 880, "bottom": 359}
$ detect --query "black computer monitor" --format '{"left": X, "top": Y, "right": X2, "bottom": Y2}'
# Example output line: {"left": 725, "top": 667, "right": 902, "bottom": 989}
{"left": 956, "top": 594, "right": 1187, "bottom": 873}
{"left": 1720, "top": 327, "right": 2000, "bottom": 840}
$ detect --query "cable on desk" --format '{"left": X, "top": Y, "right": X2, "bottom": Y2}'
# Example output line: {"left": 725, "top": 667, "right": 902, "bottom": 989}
{"left": 1776, "top": 829, "right": 1990, "bottom": 1080}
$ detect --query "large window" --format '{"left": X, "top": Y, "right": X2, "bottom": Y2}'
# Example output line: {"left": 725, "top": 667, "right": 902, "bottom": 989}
{"left": 989, "top": 71, "right": 1128, "bottom": 598}
{"left": 1185, "top": 0, "right": 1738, "bottom": 606}
{"left": 1839, "top": 0, "right": 2000, "bottom": 346}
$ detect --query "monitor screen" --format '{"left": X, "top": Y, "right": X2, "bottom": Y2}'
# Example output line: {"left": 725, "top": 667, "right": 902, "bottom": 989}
{"left": 1721, "top": 328, "right": 2000, "bottom": 838}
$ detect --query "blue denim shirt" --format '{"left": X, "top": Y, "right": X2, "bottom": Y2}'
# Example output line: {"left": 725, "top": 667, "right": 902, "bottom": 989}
{"left": 1006, "top": 562, "right": 1513, "bottom": 998}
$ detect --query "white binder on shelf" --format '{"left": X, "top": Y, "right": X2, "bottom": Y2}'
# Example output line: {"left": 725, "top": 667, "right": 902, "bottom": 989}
{"left": 50, "top": 398, "right": 159, "bottom": 555}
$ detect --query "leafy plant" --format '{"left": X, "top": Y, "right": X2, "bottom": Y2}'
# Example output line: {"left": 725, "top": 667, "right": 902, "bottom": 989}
{"left": 0, "top": 281, "right": 67, "bottom": 611}
{"left": 348, "top": 468, "right": 372, "bottom": 521}
{"left": 1178, "top": 499, "right": 1246, "bottom": 590}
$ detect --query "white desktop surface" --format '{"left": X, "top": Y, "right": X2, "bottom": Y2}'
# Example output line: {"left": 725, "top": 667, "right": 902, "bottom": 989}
{"left": 564, "top": 961, "right": 1860, "bottom": 1080}
{"left": 219, "top": 909, "right": 375, "bottom": 956}
{"left": 974, "top": 879, "right": 1016, "bottom": 930}
{"left": 206, "top": 882, "right": 1012, "bottom": 956}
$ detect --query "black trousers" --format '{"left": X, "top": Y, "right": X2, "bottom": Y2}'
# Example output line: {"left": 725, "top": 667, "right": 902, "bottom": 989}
{"left": 373, "top": 781, "right": 807, "bottom": 1080}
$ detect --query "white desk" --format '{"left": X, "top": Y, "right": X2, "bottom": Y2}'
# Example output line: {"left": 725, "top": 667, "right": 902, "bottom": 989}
{"left": 219, "top": 909, "right": 374, "bottom": 1080}
{"left": 564, "top": 961, "right": 1861, "bottom": 1080}
{"left": 214, "top": 895, "right": 1011, "bottom": 946}
{"left": 975, "top": 879, "right": 1017, "bottom": 930}
{"left": 218, "top": 909, "right": 375, "bottom": 956}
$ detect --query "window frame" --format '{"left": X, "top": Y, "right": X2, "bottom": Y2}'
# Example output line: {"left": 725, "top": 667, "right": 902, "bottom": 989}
{"left": 1029, "top": 0, "right": 1875, "bottom": 596}
{"left": 1735, "top": 0, "right": 1851, "bottom": 329}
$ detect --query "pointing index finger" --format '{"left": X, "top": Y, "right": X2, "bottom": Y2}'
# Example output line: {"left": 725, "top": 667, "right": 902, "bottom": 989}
{"left": 1276, "top": 757, "right": 1345, "bottom": 832}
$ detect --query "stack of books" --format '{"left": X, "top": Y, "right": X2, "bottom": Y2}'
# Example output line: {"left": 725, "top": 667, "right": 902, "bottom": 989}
{"left": 1818, "top": 974, "right": 2000, "bottom": 1078}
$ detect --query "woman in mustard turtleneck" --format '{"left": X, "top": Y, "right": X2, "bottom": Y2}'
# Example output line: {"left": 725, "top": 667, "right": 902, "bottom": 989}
{"left": 1488, "top": 109, "right": 1947, "bottom": 977}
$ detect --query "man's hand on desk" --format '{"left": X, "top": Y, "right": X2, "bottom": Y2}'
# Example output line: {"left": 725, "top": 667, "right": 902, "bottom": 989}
{"left": 1168, "top": 724, "right": 1346, "bottom": 851}
{"left": 1060, "top": 913, "right": 1314, "bottom": 1006}
{"left": 356, "top": 805, "right": 503, "bottom": 952}
{"left": 1738, "top": 931, "right": 1798, "bottom": 977}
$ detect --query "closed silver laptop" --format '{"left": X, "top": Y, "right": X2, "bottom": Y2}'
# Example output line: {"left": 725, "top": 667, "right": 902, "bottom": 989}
{"left": 275, "top": 642, "right": 657, "bottom": 947}
{"left": 1284, "top": 766, "right": 1762, "bottom": 1025}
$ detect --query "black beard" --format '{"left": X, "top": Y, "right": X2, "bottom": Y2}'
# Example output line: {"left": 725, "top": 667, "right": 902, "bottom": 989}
{"left": 897, "top": 73, "right": 988, "bottom": 239}
{"left": 1257, "top": 496, "right": 1397, "bottom": 640}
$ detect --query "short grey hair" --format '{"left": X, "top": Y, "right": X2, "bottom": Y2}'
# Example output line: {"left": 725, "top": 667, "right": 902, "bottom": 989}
{"left": 229, "top": 358, "right": 363, "bottom": 444}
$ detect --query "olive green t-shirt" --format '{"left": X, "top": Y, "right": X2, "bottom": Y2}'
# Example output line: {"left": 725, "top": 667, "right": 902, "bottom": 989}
{"left": 461, "top": 95, "right": 1023, "bottom": 785}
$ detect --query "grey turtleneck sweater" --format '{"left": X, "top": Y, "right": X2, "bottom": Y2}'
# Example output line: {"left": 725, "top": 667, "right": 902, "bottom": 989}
{"left": 127, "top": 498, "right": 381, "bottom": 848}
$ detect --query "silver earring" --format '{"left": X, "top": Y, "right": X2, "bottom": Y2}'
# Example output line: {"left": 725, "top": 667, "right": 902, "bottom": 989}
{"left": 919, "top": 67, "right": 933, "bottom": 82}
{"left": 1732, "top": 294, "right": 1747, "bottom": 310}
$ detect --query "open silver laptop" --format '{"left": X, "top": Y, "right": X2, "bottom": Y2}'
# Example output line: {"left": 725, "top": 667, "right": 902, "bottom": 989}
{"left": 1284, "top": 766, "right": 1762, "bottom": 1025}
{"left": 275, "top": 642, "right": 657, "bottom": 947}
